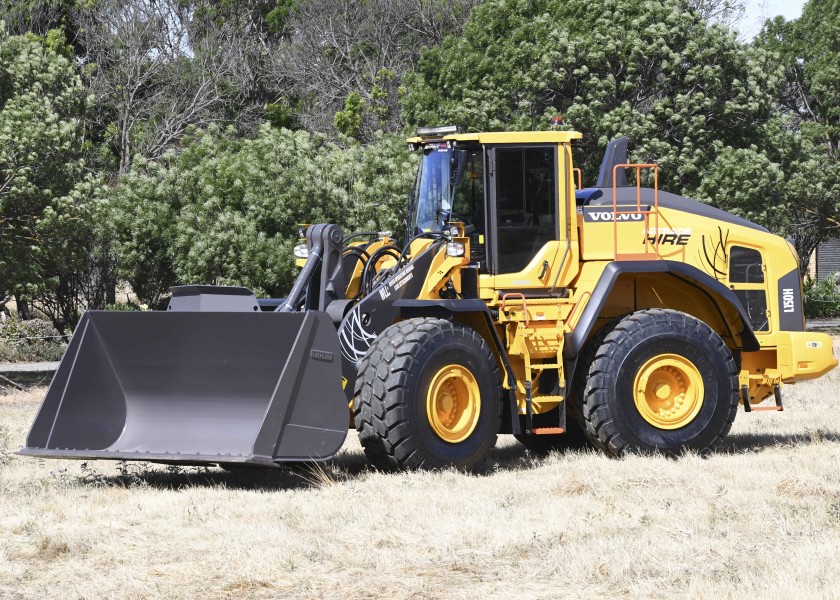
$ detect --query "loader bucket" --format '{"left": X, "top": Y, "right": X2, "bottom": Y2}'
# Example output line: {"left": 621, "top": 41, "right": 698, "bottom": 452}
{"left": 20, "top": 310, "right": 348, "bottom": 466}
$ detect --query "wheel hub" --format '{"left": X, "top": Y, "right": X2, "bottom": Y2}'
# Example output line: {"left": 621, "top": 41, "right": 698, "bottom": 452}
{"left": 426, "top": 365, "right": 481, "bottom": 443}
{"left": 633, "top": 354, "right": 704, "bottom": 430}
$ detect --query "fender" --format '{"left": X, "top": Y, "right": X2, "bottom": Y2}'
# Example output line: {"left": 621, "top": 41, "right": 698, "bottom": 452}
{"left": 394, "top": 298, "right": 490, "bottom": 320}
{"left": 564, "top": 260, "right": 761, "bottom": 359}
{"left": 393, "top": 299, "right": 514, "bottom": 380}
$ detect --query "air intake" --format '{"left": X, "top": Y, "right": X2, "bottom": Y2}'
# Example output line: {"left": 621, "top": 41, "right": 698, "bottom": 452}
{"left": 733, "top": 289, "right": 769, "bottom": 331}
{"left": 729, "top": 246, "right": 764, "bottom": 284}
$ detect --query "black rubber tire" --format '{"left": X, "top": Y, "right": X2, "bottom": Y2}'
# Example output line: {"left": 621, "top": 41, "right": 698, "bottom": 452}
{"left": 354, "top": 318, "right": 502, "bottom": 472}
{"left": 581, "top": 308, "right": 739, "bottom": 457}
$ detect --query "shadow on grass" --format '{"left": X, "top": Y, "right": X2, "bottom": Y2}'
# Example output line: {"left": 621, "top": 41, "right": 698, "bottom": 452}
{"left": 68, "top": 449, "right": 373, "bottom": 492}
{"left": 486, "top": 438, "right": 592, "bottom": 466}
{"left": 63, "top": 429, "right": 840, "bottom": 491}
{"left": 67, "top": 437, "right": 562, "bottom": 491}
{"left": 713, "top": 429, "right": 840, "bottom": 454}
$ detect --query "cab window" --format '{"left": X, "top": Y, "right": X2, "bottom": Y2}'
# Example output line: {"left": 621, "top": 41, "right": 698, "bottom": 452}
{"left": 494, "top": 147, "right": 557, "bottom": 274}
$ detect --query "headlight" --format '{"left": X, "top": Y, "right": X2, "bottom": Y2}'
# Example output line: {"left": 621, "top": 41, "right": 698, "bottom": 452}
{"left": 294, "top": 244, "right": 309, "bottom": 258}
{"left": 446, "top": 242, "right": 465, "bottom": 257}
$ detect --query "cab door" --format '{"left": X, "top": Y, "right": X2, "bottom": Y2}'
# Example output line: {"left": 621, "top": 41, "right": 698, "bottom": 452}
{"left": 482, "top": 144, "right": 574, "bottom": 293}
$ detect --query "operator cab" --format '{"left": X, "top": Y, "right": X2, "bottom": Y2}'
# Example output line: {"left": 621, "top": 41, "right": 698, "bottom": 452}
{"left": 408, "top": 126, "right": 562, "bottom": 276}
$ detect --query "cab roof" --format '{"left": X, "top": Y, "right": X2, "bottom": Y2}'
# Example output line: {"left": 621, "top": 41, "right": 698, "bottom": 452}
{"left": 406, "top": 130, "right": 583, "bottom": 145}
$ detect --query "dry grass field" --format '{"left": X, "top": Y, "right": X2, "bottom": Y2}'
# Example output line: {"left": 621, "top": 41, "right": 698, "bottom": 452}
{"left": 1, "top": 338, "right": 839, "bottom": 599}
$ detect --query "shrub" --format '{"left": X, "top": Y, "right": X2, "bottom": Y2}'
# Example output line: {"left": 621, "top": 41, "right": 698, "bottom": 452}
{"left": 804, "top": 273, "right": 840, "bottom": 319}
{"left": 108, "top": 127, "right": 416, "bottom": 304}
{"left": 105, "top": 303, "right": 146, "bottom": 311}
{"left": 0, "top": 317, "right": 67, "bottom": 362}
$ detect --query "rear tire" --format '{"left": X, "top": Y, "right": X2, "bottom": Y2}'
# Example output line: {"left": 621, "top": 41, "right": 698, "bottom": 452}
{"left": 354, "top": 318, "right": 502, "bottom": 472}
{"left": 581, "top": 309, "right": 739, "bottom": 457}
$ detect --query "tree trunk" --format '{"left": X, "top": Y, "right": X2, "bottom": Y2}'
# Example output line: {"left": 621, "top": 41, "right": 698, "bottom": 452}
{"left": 15, "top": 295, "right": 32, "bottom": 320}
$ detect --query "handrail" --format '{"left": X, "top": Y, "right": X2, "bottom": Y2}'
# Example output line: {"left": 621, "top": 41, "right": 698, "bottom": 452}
{"left": 612, "top": 163, "right": 659, "bottom": 260}
{"left": 566, "top": 291, "right": 591, "bottom": 329}
{"left": 573, "top": 167, "right": 582, "bottom": 190}
{"left": 500, "top": 292, "right": 529, "bottom": 327}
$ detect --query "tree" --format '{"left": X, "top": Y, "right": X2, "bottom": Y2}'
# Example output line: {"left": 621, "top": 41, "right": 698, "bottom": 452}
{"left": 0, "top": 25, "right": 90, "bottom": 321}
{"left": 754, "top": 0, "right": 840, "bottom": 266}
{"left": 340, "top": 133, "right": 417, "bottom": 238}
{"left": 77, "top": 0, "right": 267, "bottom": 173}
{"left": 695, "top": 142, "right": 787, "bottom": 233}
{"left": 757, "top": 1, "right": 840, "bottom": 158}
{"left": 102, "top": 153, "right": 180, "bottom": 308}
{"left": 402, "top": 0, "right": 778, "bottom": 198}
{"left": 167, "top": 126, "right": 345, "bottom": 297}
{"left": 688, "top": 0, "right": 745, "bottom": 30}
{"left": 0, "top": 1, "right": 80, "bottom": 42}
{"left": 272, "top": 0, "right": 479, "bottom": 140}
{"left": 109, "top": 125, "right": 416, "bottom": 303}
{"left": 31, "top": 179, "right": 117, "bottom": 328}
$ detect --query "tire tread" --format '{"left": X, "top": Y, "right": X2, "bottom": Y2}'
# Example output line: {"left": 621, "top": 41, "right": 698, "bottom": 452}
{"left": 581, "top": 309, "right": 739, "bottom": 457}
{"left": 354, "top": 318, "right": 502, "bottom": 471}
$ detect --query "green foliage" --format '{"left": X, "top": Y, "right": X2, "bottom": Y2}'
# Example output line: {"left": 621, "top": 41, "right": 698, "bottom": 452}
{"left": 695, "top": 143, "right": 788, "bottom": 233}
{"left": 170, "top": 127, "right": 340, "bottom": 298}
{"left": 3, "top": 0, "right": 839, "bottom": 326}
{"left": 757, "top": 0, "right": 840, "bottom": 153}
{"left": 265, "top": 100, "right": 299, "bottom": 129}
{"left": 105, "top": 303, "right": 146, "bottom": 311}
{"left": 0, "top": 25, "right": 91, "bottom": 308}
{"left": 754, "top": 1, "right": 840, "bottom": 259}
{"left": 334, "top": 93, "right": 366, "bottom": 141}
{"left": 371, "top": 69, "right": 397, "bottom": 117}
{"left": 106, "top": 152, "right": 182, "bottom": 307}
{"left": 778, "top": 135, "right": 840, "bottom": 266}
{"left": 403, "top": 0, "right": 777, "bottom": 197}
{"left": 266, "top": 0, "right": 296, "bottom": 34}
{"left": 0, "top": 1, "right": 81, "bottom": 38}
{"left": 0, "top": 317, "right": 66, "bottom": 362}
{"left": 803, "top": 273, "right": 840, "bottom": 319}
{"left": 43, "top": 27, "right": 72, "bottom": 57}
{"left": 108, "top": 126, "right": 416, "bottom": 303}
{"left": 339, "top": 133, "right": 418, "bottom": 238}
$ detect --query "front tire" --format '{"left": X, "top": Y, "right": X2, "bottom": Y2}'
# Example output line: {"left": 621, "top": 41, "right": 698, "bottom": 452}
{"left": 581, "top": 309, "right": 739, "bottom": 457}
{"left": 354, "top": 318, "right": 502, "bottom": 472}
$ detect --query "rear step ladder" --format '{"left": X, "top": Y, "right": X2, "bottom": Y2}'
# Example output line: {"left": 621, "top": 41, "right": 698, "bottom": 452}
{"left": 741, "top": 384, "right": 784, "bottom": 413}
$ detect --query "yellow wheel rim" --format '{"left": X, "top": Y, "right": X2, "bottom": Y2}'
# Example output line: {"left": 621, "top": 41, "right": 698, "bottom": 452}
{"left": 426, "top": 364, "right": 481, "bottom": 443}
{"left": 633, "top": 354, "right": 704, "bottom": 430}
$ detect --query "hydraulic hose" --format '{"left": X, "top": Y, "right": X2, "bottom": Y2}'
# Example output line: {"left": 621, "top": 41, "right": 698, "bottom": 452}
{"left": 362, "top": 246, "right": 402, "bottom": 296}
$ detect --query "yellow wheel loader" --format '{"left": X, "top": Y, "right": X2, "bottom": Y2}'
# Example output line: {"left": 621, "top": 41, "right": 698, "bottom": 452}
{"left": 21, "top": 127, "right": 838, "bottom": 471}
